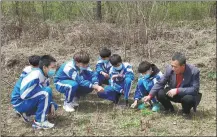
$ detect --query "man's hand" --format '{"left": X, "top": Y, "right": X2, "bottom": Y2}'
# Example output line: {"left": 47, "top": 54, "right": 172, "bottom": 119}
{"left": 131, "top": 100, "right": 138, "bottom": 108}
{"left": 143, "top": 95, "right": 151, "bottom": 102}
{"left": 102, "top": 72, "right": 110, "bottom": 79}
{"left": 166, "top": 89, "right": 177, "bottom": 98}
{"left": 93, "top": 85, "right": 104, "bottom": 92}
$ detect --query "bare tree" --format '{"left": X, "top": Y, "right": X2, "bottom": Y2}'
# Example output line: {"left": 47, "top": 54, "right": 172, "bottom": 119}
{"left": 96, "top": 1, "right": 102, "bottom": 22}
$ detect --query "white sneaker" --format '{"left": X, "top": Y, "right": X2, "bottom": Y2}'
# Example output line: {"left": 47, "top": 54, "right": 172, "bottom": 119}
{"left": 63, "top": 102, "right": 75, "bottom": 112}
{"left": 32, "top": 120, "right": 54, "bottom": 129}
{"left": 15, "top": 110, "right": 31, "bottom": 123}
{"left": 72, "top": 97, "right": 79, "bottom": 107}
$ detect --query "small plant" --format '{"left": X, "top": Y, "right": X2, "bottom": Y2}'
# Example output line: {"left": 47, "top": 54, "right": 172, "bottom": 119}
{"left": 141, "top": 109, "right": 153, "bottom": 116}
{"left": 207, "top": 71, "right": 216, "bottom": 80}
{"left": 121, "top": 119, "right": 140, "bottom": 128}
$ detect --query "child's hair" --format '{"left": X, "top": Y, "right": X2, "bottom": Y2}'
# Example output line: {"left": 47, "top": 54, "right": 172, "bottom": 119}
{"left": 138, "top": 61, "right": 152, "bottom": 73}
{"left": 73, "top": 50, "right": 90, "bottom": 64}
{"left": 109, "top": 54, "right": 122, "bottom": 66}
{"left": 100, "top": 48, "right": 111, "bottom": 58}
{"left": 28, "top": 55, "right": 41, "bottom": 67}
{"left": 39, "top": 55, "right": 56, "bottom": 70}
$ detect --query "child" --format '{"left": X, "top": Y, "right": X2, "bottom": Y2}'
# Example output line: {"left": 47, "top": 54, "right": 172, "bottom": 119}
{"left": 97, "top": 54, "right": 134, "bottom": 106}
{"left": 11, "top": 55, "right": 58, "bottom": 129}
{"left": 54, "top": 50, "right": 104, "bottom": 112}
{"left": 130, "top": 61, "right": 163, "bottom": 112}
{"left": 95, "top": 48, "right": 112, "bottom": 85}
{"left": 20, "top": 55, "right": 41, "bottom": 78}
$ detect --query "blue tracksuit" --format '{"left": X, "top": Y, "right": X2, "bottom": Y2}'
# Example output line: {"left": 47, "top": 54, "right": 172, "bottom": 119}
{"left": 11, "top": 68, "right": 57, "bottom": 122}
{"left": 20, "top": 66, "right": 33, "bottom": 78}
{"left": 54, "top": 59, "right": 99, "bottom": 103}
{"left": 19, "top": 66, "right": 50, "bottom": 86}
{"left": 97, "top": 62, "right": 134, "bottom": 102}
{"left": 134, "top": 71, "right": 164, "bottom": 102}
{"left": 95, "top": 58, "right": 112, "bottom": 85}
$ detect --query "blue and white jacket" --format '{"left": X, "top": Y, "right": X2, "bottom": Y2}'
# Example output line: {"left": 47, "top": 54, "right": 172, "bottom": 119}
{"left": 95, "top": 58, "right": 112, "bottom": 75}
{"left": 54, "top": 59, "right": 99, "bottom": 88}
{"left": 134, "top": 71, "right": 163, "bottom": 100}
{"left": 109, "top": 62, "right": 134, "bottom": 99}
{"left": 11, "top": 68, "right": 51, "bottom": 107}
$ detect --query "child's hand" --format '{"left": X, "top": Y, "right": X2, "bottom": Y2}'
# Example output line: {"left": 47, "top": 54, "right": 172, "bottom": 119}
{"left": 131, "top": 100, "right": 138, "bottom": 108}
{"left": 94, "top": 85, "right": 104, "bottom": 92}
{"left": 102, "top": 72, "right": 110, "bottom": 79}
{"left": 49, "top": 104, "right": 56, "bottom": 118}
{"left": 112, "top": 74, "right": 123, "bottom": 80}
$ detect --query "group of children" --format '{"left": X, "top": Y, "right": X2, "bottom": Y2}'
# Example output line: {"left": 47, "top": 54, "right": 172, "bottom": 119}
{"left": 10, "top": 48, "right": 164, "bottom": 129}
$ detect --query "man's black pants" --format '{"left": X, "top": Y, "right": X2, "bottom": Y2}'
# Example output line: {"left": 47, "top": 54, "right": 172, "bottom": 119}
{"left": 156, "top": 88, "right": 195, "bottom": 114}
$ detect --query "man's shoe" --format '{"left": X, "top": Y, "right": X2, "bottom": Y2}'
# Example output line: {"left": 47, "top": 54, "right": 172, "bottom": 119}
{"left": 163, "top": 107, "right": 175, "bottom": 114}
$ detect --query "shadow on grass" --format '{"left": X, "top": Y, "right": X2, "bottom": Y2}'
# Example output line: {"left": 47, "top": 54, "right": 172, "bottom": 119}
{"left": 52, "top": 114, "right": 73, "bottom": 128}
{"left": 76, "top": 93, "right": 135, "bottom": 113}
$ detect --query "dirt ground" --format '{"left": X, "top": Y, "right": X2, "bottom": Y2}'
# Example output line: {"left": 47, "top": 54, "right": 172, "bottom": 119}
{"left": 1, "top": 19, "right": 216, "bottom": 136}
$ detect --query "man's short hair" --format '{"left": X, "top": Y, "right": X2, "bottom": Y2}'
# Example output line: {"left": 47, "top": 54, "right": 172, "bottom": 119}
{"left": 172, "top": 52, "right": 186, "bottom": 65}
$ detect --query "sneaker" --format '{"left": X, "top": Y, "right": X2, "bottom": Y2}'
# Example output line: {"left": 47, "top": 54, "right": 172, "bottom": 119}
{"left": 152, "top": 102, "right": 160, "bottom": 112}
{"left": 71, "top": 97, "right": 79, "bottom": 107}
{"left": 63, "top": 103, "right": 75, "bottom": 112}
{"left": 138, "top": 103, "right": 146, "bottom": 110}
{"left": 71, "top": 102, "right": 79, "bottom": 107}
{"left": 32, "top": 120, "right": 54, "bottom": 129}
{"left": 15, "top": 110, "right": 31, "bottom": 123}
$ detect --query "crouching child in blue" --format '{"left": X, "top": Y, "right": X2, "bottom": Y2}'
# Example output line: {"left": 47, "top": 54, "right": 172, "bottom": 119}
{"left": 54, "top": 50, "right": 104, "bottom": 112}
{"left": 131, "top": 61, "right": 163, "bottom": 111}
{"left": 97, "top": 54, "right": 134, "bottom": 106}
{"left": 95, "top": 48, "right": 112, "bottom": 85}
{"left": 11, "top": 55, "right": 58, "bottom": 129}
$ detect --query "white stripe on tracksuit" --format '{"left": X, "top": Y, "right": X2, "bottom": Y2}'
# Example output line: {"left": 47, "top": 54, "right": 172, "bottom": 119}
{"left": 31, "top": 91, "right": 49, "bottom": 122}
{"left": 55, "top": 82, "right": 72, "bottom": 102}
{"left": 20, "top": 84, "right": 37, "bottom": 99}
{"left": 14, "top": 91, "right": 49, "bottom": 122}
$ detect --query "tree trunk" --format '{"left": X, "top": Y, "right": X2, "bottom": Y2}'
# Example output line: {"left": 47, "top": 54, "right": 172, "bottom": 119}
{"left": 96, "top": 1, "right": 102, "bottom": 22}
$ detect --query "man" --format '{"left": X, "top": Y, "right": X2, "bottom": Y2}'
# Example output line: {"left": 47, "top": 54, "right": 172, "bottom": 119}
{"left": 144, "top": 52, "right": 201, "bottom": 115}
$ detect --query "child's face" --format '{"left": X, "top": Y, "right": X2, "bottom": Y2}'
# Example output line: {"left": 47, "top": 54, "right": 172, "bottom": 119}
{"left": 141, "top": 68, "right": 153, "bottom": 76}
{"left": 113, "top": 63, "right": 123, "bottom": 71}
{"left": 101, "top": 57, "right": 109, "bottom": 61}
{"left": 113, "top": 62, "right": 122, "bottom": 68}
{"left": 43, "top": 62, "right": 57, "bottom": 77}
{"left": 76, "top": 62, "right": 89, "bottom": 69}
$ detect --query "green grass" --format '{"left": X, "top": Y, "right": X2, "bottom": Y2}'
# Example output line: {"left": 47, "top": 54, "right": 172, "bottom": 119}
{"left": 2, "top": 1, "right": 215, "bottom": 23}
